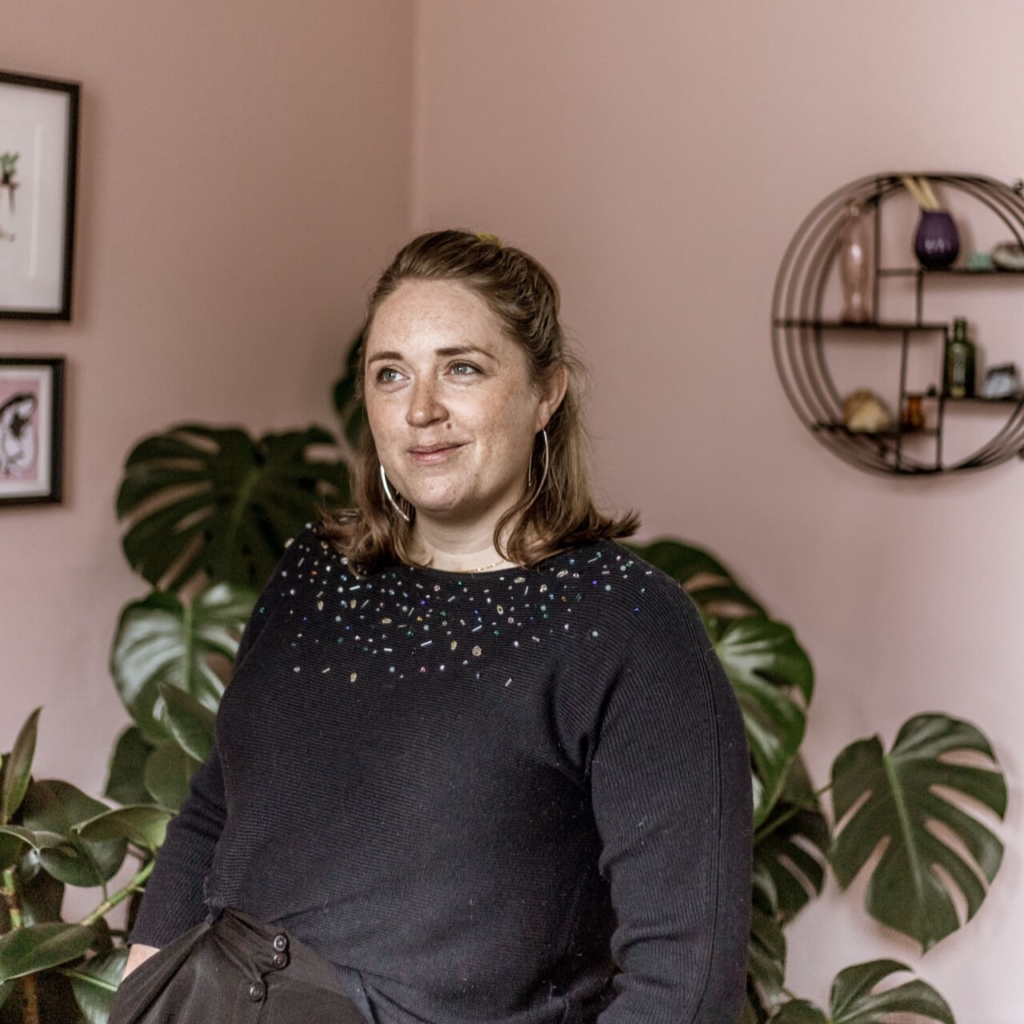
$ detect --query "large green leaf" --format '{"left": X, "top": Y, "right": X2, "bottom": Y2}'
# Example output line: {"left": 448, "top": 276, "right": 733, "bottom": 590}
{"left": 74, "top": 806, "right": 173, "bottom": 853}
{"left": 774, "top": 1000, "right": 828, "bottom": 1024}
{"left": 0, "top": 826, "right": 69, "bottom": 855}
{"left": 144, "top": 743, "right": 199, "bottom": 812}
{"left": 626, "top": 538, "right": 765, "bottom": 618}
{"left": 19, "top": 782, "right": 127, "bottom": 888}
{"left": 837, "top": 960, "right": 952, "bottom": 1024}
{"left": 104, "top": 727, "right": 156, "bottom": 806}
{"left": 774, "top": 960, "right": 954, "bottom": 1024}
{"left": 17, "top": 861, "right": 65, "bottom": 927}
{"left": 0, "top": 923, "right": 94, "bottom": 982}
{"left": 747, "top": 864, "right": 786, "bottom": 1014}
{"left": 157, "top": 682, "right": 217, "bottom": 762}
{"left": 117, "top": 424, "right": 349, "bottom": 591}
{"left": 64, "top": 948, "right": 129, "bottom": 1024}
{"left": 1, "top": 708, "right": 40, "bottom": 825}
{"left": 754, "top": 757, "right": 829, "bottom": 921}
{"left": 830, "top": 714, "right": 1007, "bottom": 951}
{"left": 110, "top": 583, "right": 253, "bottom": 739}
{"left": 737, "top": 997, "right": 762, "bottom": 1024}
{"left": 710, "top": 615, "right": 813, "bottom": 826}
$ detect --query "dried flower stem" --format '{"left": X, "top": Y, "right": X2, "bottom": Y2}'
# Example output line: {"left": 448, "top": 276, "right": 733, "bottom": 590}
{"left": 901, "top": 175, "right": 941, "bottom": 211}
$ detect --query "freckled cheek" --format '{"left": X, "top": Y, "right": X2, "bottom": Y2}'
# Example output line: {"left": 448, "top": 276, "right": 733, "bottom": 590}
{"left": 365, "top": 398, "right": 403, "bottom": 449}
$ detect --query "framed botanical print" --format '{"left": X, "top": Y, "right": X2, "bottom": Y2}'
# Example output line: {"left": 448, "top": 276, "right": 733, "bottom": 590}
{"left": 0, "top": 70, "right": 80, "bottom": 319}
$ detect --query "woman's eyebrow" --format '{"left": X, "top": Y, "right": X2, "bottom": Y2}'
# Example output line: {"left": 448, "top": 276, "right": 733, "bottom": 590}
{"left": 434, "top": 345, "right": 497, "bottom": 362}
{"left": 366, "top": 345, "right": 497, "bottom": 365}
{"left": 366, "top": 350, "right": 404, "bottom": 365}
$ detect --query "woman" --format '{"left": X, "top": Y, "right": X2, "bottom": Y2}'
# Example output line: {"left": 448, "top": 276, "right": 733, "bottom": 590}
{"left": 114, "top": 231, "right": 752, "bottom": 1024}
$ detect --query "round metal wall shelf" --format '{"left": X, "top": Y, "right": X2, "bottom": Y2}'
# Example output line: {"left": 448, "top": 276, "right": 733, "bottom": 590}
{"left": 772, "top": 172, "right": 1024, "bottom": 475}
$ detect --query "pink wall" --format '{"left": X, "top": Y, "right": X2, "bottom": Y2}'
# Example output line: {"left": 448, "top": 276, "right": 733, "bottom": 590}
{"left": 3, "top": 0, "right": 1021, "bottom": 1014}
{"left": 413, "top": 1, "right": 1023, "bottom": 1018}
{"left": 1, "top": 1, "right": 413, "bottom": 787}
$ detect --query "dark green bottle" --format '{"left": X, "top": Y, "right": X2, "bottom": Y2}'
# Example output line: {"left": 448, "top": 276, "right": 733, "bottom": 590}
{"left": 944, "top": 318, "right": 976, "bottom": 399}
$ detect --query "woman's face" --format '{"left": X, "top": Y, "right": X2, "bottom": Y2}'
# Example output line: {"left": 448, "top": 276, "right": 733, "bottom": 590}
{"left": 364, "top": 278, "right": 562, "bottom": 534}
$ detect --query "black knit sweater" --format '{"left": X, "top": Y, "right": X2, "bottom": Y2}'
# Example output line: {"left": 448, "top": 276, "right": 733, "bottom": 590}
{"left": 131, "top": 529, "right": 752, "bottom": 1024}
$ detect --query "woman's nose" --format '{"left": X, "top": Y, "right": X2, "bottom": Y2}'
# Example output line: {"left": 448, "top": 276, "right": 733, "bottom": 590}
{"left": 406, "top": 378, "right": 447, "bottom": 426}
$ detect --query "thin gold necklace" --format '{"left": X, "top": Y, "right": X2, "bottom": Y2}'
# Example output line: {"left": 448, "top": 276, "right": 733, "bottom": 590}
{"left": 461, "top": 556, "right": 511, "bottom": 573}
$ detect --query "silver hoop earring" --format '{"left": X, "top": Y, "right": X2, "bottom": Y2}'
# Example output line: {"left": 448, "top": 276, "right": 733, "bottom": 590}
{"left": 380, "top": 465, "right": 411, "bottom": 522}
{"left": 528, "top": 429, "right": 550, "bottom": 496}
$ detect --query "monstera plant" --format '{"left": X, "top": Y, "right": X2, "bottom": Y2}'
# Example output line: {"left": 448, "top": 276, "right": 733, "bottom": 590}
{"left": 0, "top": 340, "right": 1006, "bottom": 1023}
{"left": 104, "top": 424, "right": 350, "bottom": 819}
{"left": 626, "top": 539, "right": 1006, "bottom": 1023}
{"left": 0, "top": 421, "right": 351, "bottom": 1022}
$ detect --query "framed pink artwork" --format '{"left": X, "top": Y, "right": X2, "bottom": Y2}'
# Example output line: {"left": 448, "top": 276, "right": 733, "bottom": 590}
{"left": 0, "top": 357, "right": 65, "bottom": 506}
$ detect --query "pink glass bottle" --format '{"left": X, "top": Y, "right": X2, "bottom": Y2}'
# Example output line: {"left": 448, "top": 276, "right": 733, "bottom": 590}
{"left": 838, "top": 200, "right": 873, "bottom": 323}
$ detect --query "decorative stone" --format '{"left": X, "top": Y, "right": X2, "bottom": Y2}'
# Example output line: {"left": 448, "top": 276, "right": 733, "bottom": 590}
{"left": 981, "top": 363, "right": 1022, "bottom": 400}
{"left": 843, "top": 389, "right": 892, "bottom": 433}
{"left": 991, "top": 242, "right": 1024, "bottom": 272}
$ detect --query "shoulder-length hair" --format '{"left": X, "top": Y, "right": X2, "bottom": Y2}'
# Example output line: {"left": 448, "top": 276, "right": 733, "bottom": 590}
{"left": 320, "top": 230, "right": 637, "bottom": 572}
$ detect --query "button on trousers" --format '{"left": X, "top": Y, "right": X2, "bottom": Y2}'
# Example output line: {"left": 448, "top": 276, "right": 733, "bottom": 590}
{"left": 109, "top": 908, "right": 367, "bottom": 1024}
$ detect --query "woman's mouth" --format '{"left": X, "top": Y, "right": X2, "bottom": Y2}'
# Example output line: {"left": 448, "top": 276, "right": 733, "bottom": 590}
{"left": 408, "top": 443, "right": 464, "bottom": 465}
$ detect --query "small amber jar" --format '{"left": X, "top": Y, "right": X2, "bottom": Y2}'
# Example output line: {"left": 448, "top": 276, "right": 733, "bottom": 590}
{"left": 901, "top": 395, "right": 926, "bottom": 431}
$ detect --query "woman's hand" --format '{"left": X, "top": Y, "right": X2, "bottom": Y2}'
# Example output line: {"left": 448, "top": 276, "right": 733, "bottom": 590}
{"left": 123, "top": 943, "right": 160, "bottom": 978}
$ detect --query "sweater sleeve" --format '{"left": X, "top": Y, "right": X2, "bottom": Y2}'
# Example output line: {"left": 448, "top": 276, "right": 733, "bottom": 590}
{"left": 589, "top": 584, "right": 752, "bottom": 1024}
{"left": 128, "top": 532, "right": 310, "bottom": 947}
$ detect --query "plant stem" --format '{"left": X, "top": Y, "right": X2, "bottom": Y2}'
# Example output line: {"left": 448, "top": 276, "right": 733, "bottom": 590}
{"left": 753, "top": 782, "right": 834, "bottom": 844}
{"left": 1, "top": 869, "right": 40, "bottom": 1024}
{"left": 22, "top": 974, "right": 40, "bottom": 1024}
{"left": 1, "top": 867, "right": 23, "bottom": 929}
{"left": 79, "top": 860, "right": 155, "bottom": 928}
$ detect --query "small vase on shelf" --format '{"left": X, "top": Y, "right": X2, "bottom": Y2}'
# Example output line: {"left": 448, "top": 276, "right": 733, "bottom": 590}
{"left": 914, "top": 210, "right": 960, "bottom": 270}
{"left": 838, "top": 200, "right": 873, "bottom": 322}
{"left": 901, "top": 175, "right": 960, "bottom": 270}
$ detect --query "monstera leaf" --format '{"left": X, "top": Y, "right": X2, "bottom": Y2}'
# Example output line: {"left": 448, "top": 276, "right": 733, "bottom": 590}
{"left": 773, "top": 960, "right": 954, "bottom": 1024}
{"left": 746, "top": 862, "right": 787, "bottom": 1016}
{"left": 708, "top": 615, "right": 814, "bottom": 826}
{"left": 110, "top": 583, "right": 253, "bottom": 739}
{"left": 626, "top": 538, "right": 812, "bottom": 825}
{"left": 117, "top": 424, "right": 349, "bottom": 591}
{"left": 754, "top": 756, "right": 829, "bottom": 922}
{"left": 627, "top": 538, "right": 765, "bottom": 618}
{"left": 830, "top": 714, "right": 1006, "bottom": 951}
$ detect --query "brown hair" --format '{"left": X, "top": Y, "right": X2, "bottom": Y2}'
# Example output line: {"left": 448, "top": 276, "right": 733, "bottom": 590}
{"left": 321, "top": 230, "right": 637, "bottom": 572}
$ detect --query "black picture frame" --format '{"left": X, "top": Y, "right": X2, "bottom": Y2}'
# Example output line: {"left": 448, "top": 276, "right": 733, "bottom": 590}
{"left": 0, "top": 70, "right": 80, "bottom": 320}
{"left": 0, "top": 357, "right": 65, "bottom": 506}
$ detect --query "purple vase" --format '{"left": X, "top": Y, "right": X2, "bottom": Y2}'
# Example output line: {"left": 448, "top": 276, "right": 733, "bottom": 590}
{"left": 914, "top": 210, "right": 960, "bottom": 269}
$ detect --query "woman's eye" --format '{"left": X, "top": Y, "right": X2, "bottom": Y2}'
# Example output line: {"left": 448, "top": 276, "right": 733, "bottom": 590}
{"left": 450, "top": 362, "right": 479, "bottom": 377}
{"left": 376, "top": 367, "right": 402, "bottom": 383}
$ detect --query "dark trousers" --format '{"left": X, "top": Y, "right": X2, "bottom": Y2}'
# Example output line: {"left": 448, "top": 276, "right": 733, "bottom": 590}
{"left": 109, "top": 908, "right": 367, "bottom": 1024}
